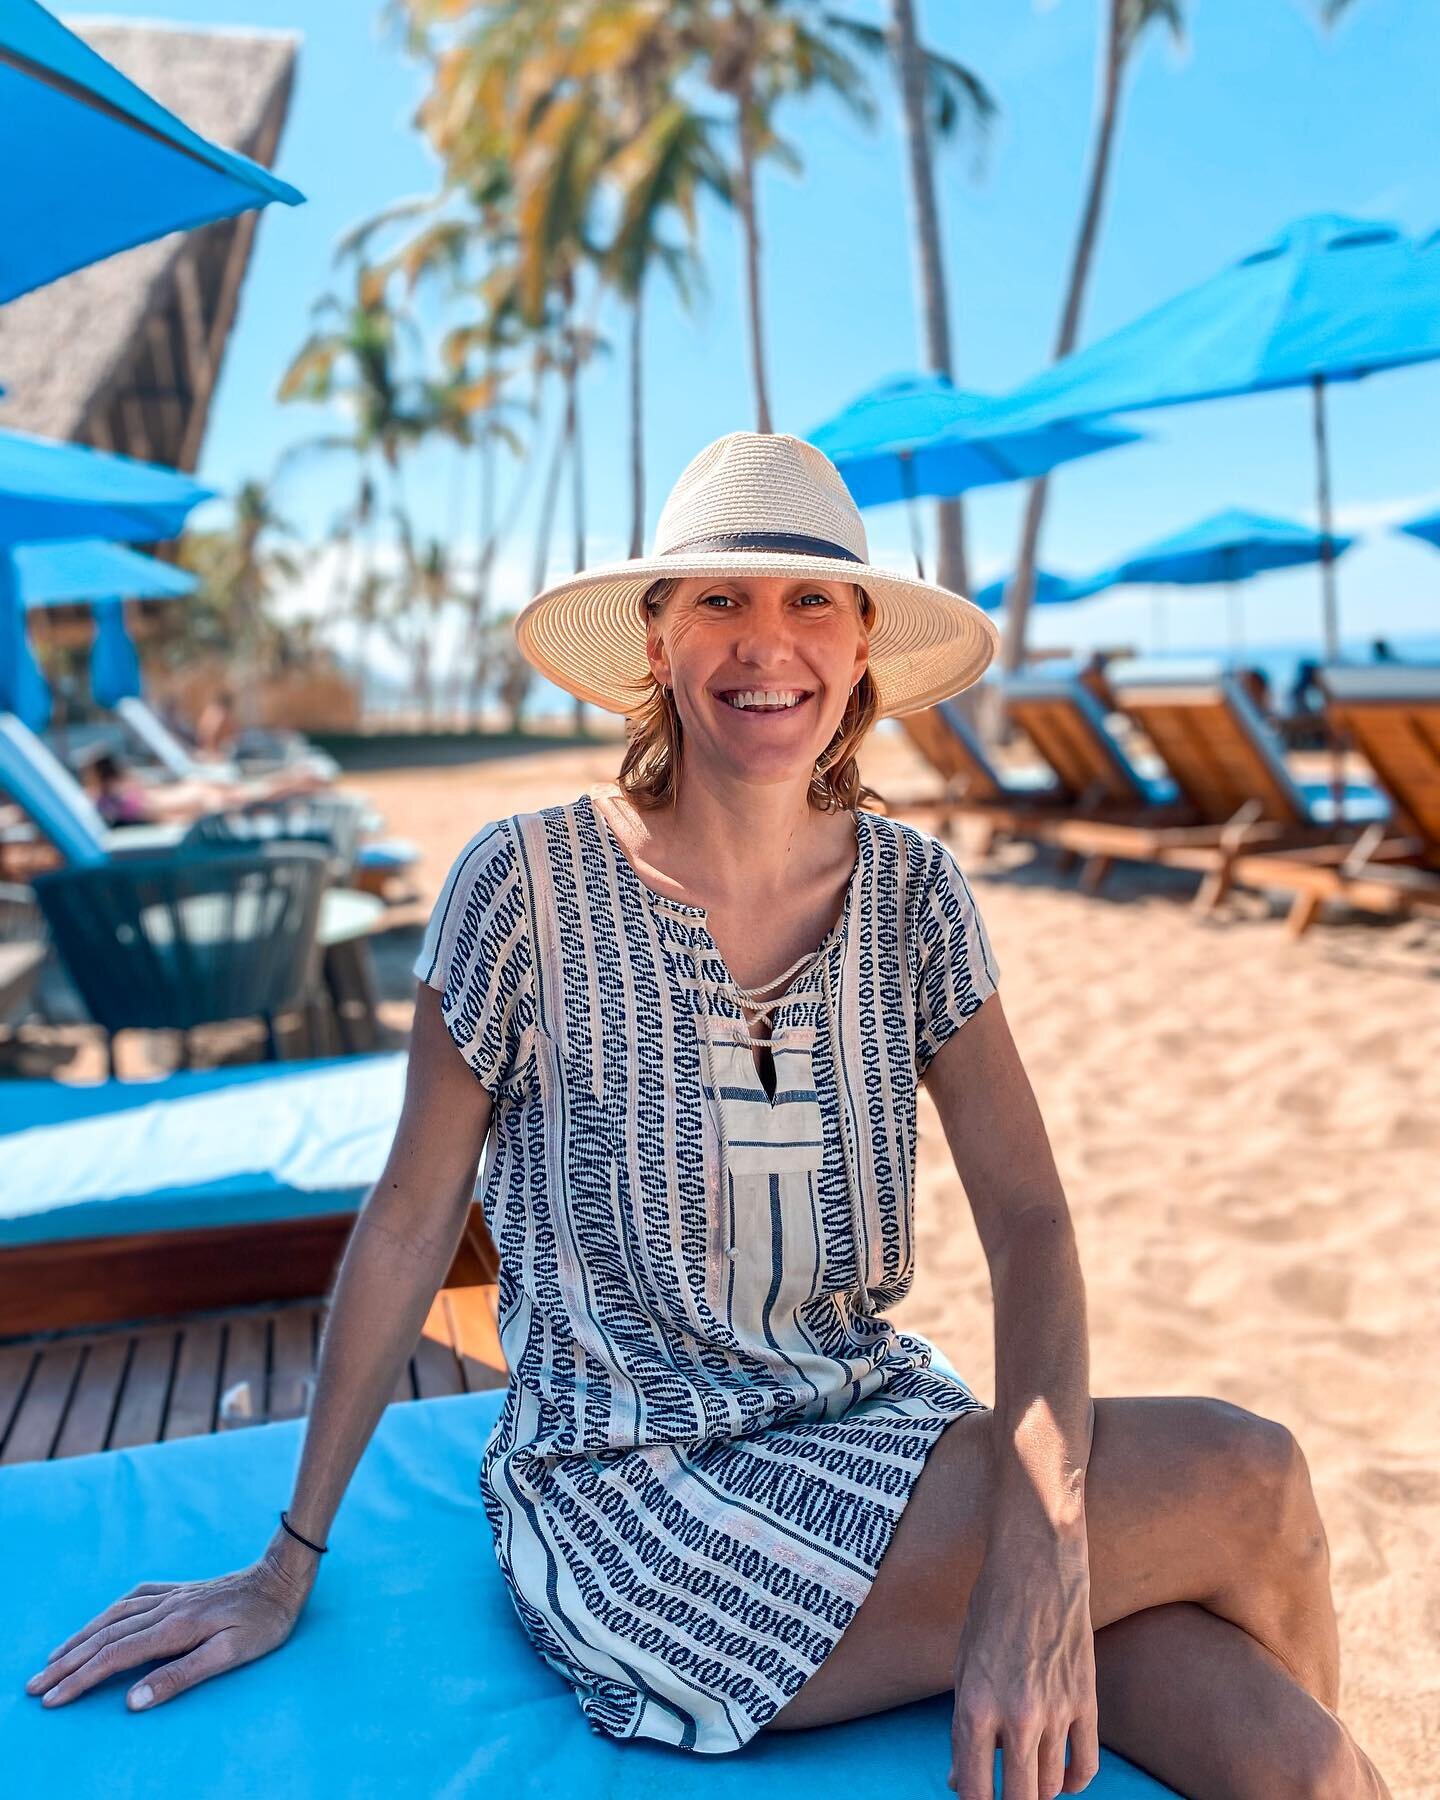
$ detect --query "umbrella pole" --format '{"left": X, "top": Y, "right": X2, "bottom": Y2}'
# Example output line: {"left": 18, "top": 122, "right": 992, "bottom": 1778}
{"left": 899, "top": 453, "right": 926, "bottom": 579}
{"left": 1227, "top": 581, "right": 1243, "bottom": 661}
{"left": 1310, "top": 375, "right": 1346, "bottom": 813}
{"left": 1310, "top": 375, "right": 1340, "bottom": 662}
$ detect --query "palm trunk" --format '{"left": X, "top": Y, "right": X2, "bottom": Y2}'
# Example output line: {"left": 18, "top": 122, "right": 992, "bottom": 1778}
{"left": 1002, "top": 0, "right": 1125, "bottom": 679}
{"left": 628, "top": 285, "right": 646, "bottom": 559}
{"left": 468, "top": 408, "right": 498, "bottom": 727}
{"left": 735, "top": 85, "right": 773, "bottom": 435}
{"left": 890, "top": 0, "right": 968, "bottom": 598}
{"left": 564, "top": 334, "right": 588, "bottom": 737}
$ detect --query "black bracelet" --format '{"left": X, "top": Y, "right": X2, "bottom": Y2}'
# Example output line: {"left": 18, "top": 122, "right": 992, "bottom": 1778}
{"left": 279, "top": 1509, "right": 329, "bottom": 1555}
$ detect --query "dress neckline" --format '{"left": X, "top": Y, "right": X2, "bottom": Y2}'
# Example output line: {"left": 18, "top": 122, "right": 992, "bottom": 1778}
{"left": 581, "top": 786, "right": 868, "bottom": 1005}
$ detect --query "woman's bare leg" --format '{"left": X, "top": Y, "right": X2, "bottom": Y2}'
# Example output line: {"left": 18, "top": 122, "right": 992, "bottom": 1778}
{"left": 762, "top": 1395, "right": 1391, "bottom": 1798}
{"left": 1090, "top": 1602, "right": 1391, "bottom": 1800}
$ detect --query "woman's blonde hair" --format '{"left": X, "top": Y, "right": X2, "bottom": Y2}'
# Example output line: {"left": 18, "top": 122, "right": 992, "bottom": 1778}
{"left": 615, "top": 576, "right": 884, "bottom": 814}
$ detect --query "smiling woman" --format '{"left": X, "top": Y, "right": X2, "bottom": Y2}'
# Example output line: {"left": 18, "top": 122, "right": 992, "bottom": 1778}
{"left": 615, "top": 571, "right": 881, "bottom": 814}
{"left": 27, "top": 434, "right": 1391, "bottom": 1800}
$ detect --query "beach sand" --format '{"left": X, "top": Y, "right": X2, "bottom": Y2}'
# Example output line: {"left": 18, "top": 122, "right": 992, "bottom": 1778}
{"left": 18, "top": 722, "right": 1437, "bottom": 1790}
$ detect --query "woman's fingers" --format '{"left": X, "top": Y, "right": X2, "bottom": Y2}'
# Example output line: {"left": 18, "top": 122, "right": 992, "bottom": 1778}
{"left": 1061, "top": 1711, "right": 1101, "bottom": 1793}
{"left": 950, "top": 1705, "right": 997, "bottom": 1796}
{"left": 1038, "top": 1724, "right": 1069, "bottom": 1799}
{"left": 126, "top": 1629, "right": 242, "bottom": 1711}
{"left": 29, "top": 1595, "right": 176, "bottom": 1697}
{"left": 30, "top": 1610, "right": 195, "bottom": 1708}
{"left": 999, "top": 1720, "right": 1041, "bottom": 1800}
{"left": 41, "top": 1582, "right": 178, "bottom": 1664}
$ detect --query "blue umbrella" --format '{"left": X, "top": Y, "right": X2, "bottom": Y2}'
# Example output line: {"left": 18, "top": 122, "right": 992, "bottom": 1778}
{"left": 971, "top": 568, "right": 1104, "bottom": 612}
{"left": 1396, "top": 508, "right": 1440, "bottom": 551}
{"left": 1084, "top": 508, "right": 1356, "bottom": 654}
{"left": 89, "top": 600, "right": 143, "bottom": 707}
{"left": 13, "top": 538, "right": 198, "bottom": 608}
{"left": 806, "top": 373, "right": 1143, "bottom": 578}
{"left": 0, "top": 554, "right": 48, "bottom": 728}
{"left": 0, "top": 0, "right": 304, "bottom": 303}
{"left": 11, "top": 539, "right": 198, "bottom": 711}
{"left": 0, "top": 428, "right": 213, "bottom": 544}
{"left": 994, "top": 215, "right": 1440, "bottom": 656}
{"left": 0, "top": 438, "right": 211, "bottom": 722}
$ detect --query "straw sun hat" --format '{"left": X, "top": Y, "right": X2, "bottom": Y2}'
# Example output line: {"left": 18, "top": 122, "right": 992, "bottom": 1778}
{"left": 513, "top": 431, "right": 998, "bottom": 718}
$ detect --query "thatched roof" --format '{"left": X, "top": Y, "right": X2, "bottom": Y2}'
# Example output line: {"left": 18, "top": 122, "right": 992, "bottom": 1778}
{"left": 0, "top": 17, "right": 298, "bottom": 463}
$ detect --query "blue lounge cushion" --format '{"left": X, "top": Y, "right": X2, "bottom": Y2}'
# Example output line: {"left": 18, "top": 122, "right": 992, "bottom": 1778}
{"left": 356, "top": 837, "right": 420, "bottom": 870}
{"left": 0, "top": 1055, "right": 405, "bottom": 1248}
{"left": 0, "top": 1387, "right": 1180, "bottom": 1795}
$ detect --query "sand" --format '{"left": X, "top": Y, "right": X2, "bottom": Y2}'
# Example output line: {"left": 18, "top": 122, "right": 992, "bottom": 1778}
{"left": 20, "top": 721, "right": 1437, "bottom": 1790}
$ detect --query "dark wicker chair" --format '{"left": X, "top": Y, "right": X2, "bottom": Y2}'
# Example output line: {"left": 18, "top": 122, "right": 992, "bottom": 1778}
{"left": 31, "top": 844, "right": 330, "bottom": 1075}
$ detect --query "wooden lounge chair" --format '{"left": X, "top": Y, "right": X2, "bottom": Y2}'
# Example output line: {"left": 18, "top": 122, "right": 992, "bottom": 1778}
{"left": 1218, "top": 665, "right": 1440, "bottom": 936}
{"left": 886, "top": 693, "right": 1072, "bottom": 847}
{"left": 994, "top": 672, "right": 1279, "bottom": 895}
{"left": 1094, "top": 659, "right": 1391, "bottom": 910}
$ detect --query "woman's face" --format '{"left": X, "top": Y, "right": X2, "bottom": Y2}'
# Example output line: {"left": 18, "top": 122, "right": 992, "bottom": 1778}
{"left": 647, "top": 575, "right": 869, "bottom": 787}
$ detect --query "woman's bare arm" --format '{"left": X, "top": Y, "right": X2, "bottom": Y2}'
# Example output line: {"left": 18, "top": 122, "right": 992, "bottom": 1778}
{"left": 25, "top": 985, "right": 494, "bottom": 1711}
{"left": 267, "top": 983, "right": 495, "bottom": 1588}
{"left": 922, "top": 990, "right": 1100, "bottom": 1796}
{"left": 921, "top": 989, "right": 1094, "bottom": 1533}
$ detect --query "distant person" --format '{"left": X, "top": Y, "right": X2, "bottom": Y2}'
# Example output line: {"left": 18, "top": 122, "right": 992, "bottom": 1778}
{"left": 1288, "top": 657, "right": 1325, "bottom": 717}
{"left": 1076, "top": 649, "right": 1118, "bottom": 715}
{"left": 77, "top": 746, "right": 316, "bottom": 828}
{"left": 193, "top": 687, "right": 240, "bottom": 762}
{"left": 1370, "top": 638, "right": 1400, "bottom": 663}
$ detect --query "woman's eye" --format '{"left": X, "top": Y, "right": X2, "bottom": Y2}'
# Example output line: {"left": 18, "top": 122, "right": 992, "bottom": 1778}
{"left": 700, "top": 592, "right": 733, "bottom": 608}
{"left": 798, "top": 592, "right": 831, "bottom": 606}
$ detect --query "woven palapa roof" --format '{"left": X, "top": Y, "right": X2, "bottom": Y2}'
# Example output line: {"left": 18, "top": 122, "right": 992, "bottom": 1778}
{"left": 0, "top": 17, "right": 298, "bottom": 443}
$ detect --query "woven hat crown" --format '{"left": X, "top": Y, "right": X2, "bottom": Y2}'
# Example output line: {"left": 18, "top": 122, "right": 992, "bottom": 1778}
{"left": 653, "top": 432, "right": 870, "bottom": 562}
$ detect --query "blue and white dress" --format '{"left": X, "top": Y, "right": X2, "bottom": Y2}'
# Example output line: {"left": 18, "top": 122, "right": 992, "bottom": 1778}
{"left": 412, "top": 785, "right": 999, "bottom": 1754}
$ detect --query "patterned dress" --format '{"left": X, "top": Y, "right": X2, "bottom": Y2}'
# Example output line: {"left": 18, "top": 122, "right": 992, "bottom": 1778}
{"left": 412, "top": 785, "right": 999, "bottom": 1754}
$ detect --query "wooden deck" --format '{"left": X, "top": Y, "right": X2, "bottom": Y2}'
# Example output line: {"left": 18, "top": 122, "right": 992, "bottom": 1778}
{"left": 0, "top": 1284, "right": 506, "bottom": 1467}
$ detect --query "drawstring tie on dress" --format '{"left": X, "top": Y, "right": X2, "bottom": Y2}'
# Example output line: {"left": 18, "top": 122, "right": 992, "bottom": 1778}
{"left": 684, "top": 920, "right": 873, "bottom": 1317}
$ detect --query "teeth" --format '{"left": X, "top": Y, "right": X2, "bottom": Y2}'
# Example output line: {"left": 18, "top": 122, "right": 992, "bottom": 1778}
{"left": 723, "top": 689, "right": 805, "bottom": 711}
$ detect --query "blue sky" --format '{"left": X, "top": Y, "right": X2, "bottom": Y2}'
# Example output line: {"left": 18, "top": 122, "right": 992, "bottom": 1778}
{"left": 69, "top": 0, "right": 1440, "bottom": 668}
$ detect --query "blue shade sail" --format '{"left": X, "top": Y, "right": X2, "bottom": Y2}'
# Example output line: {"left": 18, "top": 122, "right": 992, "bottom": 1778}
{"left": 994, "top": 216, "right": 1440, "bottom": 429}
{"left": 0, "top": 0, "right": 304, "bottom": 303}
{"left": 1087, "top": 509, "right": 1357, "bottom": 590}
{"left": 89, "top": 598, "right": 143, "bottom": 706}
{"left": 971, "top": 568, "right": 1105, "bottom": 611}
{"left": 13, "top": 537, "right": 198, "bottom": 607}
{"left": 1396, "top": 508, "right": 1440, "bottom": 551}
{"left": 0, "top": 428, "right": 212, "bottom": 544}
{"left": 805, "top": 373, "right": 1144, "bottom": 506}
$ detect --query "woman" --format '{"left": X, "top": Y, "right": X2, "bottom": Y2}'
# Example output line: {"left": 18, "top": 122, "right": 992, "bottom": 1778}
{"left": 25, "top": 435, "right": 1390, "bottom": 1800}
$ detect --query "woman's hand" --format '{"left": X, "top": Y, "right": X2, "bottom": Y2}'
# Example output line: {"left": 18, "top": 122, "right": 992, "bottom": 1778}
{"left": 23, "top": 1537, "right": 318, "bottom": 1713}
{"left": 948, "top": 1529, "right": 1100, "bottom": 1799}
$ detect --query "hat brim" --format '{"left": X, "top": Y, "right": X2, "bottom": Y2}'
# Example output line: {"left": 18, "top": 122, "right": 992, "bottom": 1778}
{"left": 512, "top": 552, "right": 999, "bottom": 718}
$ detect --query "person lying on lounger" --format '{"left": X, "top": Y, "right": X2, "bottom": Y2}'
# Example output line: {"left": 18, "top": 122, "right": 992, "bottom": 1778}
{"left": 75, "top": 745, "right": 321, "bottom": 827}
{"left": 25, "top": 434, "right": 1393, "bottom": 1800}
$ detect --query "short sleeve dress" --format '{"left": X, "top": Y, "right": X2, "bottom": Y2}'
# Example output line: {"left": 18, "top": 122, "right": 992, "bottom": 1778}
{"left": 412, "top": 786, "right": 999, "bottom": 1755}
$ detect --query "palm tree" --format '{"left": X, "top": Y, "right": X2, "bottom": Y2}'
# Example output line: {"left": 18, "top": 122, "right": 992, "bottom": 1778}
{"left": 999, "top": 0, "right": 1183, "bottom": 678}
{"left": 176, "top": 478, "right": 305, "bottom": 676}
{"left": 826, "top": 2, "right": 997, "bottom": 598}
{"left": 675, "top": 1, "right": 878, "bottom": 434}
{"left": 602, "top": 99, "right": 726, "bottom": 556}
{"left": 1000, "top": 0, "right": 1365, "bottom": 678}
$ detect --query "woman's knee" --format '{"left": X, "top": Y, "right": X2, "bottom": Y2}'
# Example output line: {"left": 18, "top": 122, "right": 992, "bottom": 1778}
{"left": 1194, "top": 1399, "right": 1329, "bottom": 1580}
